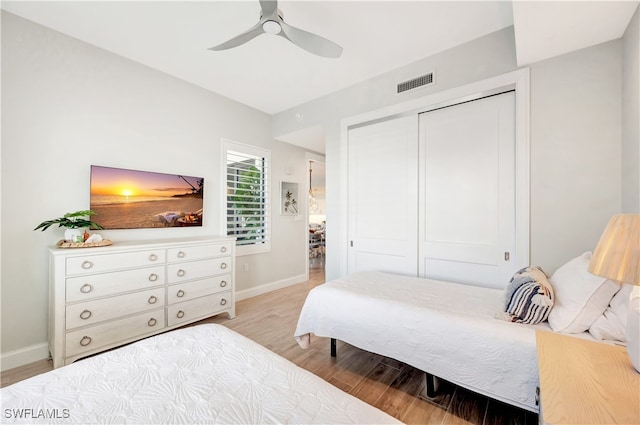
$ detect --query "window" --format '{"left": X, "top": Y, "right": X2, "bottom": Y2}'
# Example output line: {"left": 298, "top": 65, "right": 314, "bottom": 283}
{"left": 223, "top": 140, "right": 271, "bottom": 255}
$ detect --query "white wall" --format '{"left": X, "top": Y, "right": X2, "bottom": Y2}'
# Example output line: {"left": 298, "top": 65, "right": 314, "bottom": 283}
{"left": 272, "top": 27, "right": 627, "bottom": 280}
{"left": 622, "top": 5, "right": 640, "bottom": 214}
{"left": 529, "top": 41, "right": 622, "bottom": 272}
{"left": 1, "top": 12, "right": 308, "bottom": 365}
{"left": 272, "top": 27, "right": 518, "bottom": 139}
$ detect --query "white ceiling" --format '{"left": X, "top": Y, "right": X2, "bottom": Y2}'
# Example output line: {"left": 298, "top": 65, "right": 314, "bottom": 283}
{"left": 2, "top": 0, "right": 638, "bottom": 145}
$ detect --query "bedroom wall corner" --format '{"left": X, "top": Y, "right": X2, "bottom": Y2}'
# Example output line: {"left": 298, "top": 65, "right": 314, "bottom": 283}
{"left": 622, "top": 5, "right": 640, "bottom": 214}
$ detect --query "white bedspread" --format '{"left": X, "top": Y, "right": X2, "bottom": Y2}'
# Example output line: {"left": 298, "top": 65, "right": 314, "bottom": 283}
{"left": 2, "top": 324, "right": 399, "bottom": 424}
{"left": 294, "top": 271, "right": 550, "bottom": 412}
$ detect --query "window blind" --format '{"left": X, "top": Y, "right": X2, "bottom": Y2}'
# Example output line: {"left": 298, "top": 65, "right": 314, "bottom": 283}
{"left": 225, "top": 148, "right": 270, "bottom": 248}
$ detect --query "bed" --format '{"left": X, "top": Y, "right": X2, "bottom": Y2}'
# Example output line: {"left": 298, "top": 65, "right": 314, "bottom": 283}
{"left": 1, "top": 324, "right": 400, "bottom": 424}
{"left": 294, "top": 271, "right": 559, "bottom": 412}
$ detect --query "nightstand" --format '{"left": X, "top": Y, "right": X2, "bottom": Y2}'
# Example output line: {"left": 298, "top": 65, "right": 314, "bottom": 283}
{"left": 536, "top": 330, "right": 640, "bottom": 424}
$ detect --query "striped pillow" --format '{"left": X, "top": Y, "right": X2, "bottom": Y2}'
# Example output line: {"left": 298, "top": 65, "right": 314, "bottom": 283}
{"left": 502, "top": 266, "right": 555, "bottom": 324}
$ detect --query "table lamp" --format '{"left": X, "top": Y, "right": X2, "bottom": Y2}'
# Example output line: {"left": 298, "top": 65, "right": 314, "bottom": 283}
{"left": 588, "top": 214, "right": 640, "bottom": 373}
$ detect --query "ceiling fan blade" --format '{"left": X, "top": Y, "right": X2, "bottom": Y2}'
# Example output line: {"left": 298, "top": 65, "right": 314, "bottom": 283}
{"left": 279, "top": 21, "right": 343, "bottom": 58}
{"left": 259, "top": 0, "right": 278, "bottom": 18}
{"left": 209, "top": 21, "right": 264, "bottom": 51}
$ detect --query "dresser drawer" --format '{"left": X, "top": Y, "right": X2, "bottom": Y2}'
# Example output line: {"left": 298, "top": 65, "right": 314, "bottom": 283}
{"left": 66, "top": 249, "right": 166, "bottom": 276}
{"left": 167, "top": 258, "right": 231, "bottom": 283}
{"left": 66, "top": 288, "right": 165, "bottom": 329}
{"left": 167, "top": 243, "right": 232, "bottom": 262}
{"left": 168, "top": 274, "right": 231, "bottom": 304}
{"left": 66, "top": 266, "right": 164, "bottom": 302}
{"left": 65, "top": 308, "right": 165, "bottom": 357}
{"left": 167, "top": 291, "right": 231, "bottom": 326}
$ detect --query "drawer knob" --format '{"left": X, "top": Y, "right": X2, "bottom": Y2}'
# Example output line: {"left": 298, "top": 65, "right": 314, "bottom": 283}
{"left": 177, "top": 289, "right": 185, "bottom": 298}
{"left": 177, "top": 269, "right": 186, "bottom": 277}
{"left": 148, "top": 318, "right": 157, "bottom": 327}
{"left": 220, "top": 298, "right": 227, "bottom": 306}
{"left": 149, "top": 253, "right": 158, "bottom": 262}
{"left": 176, "top": 310, "right": 185, "bottom": 319}
{"left": 220, "top": 263, "right": 227, "bottom": 270}
{"left": 81, "top": 260, "right": 93, "bottom": 270}
{"left": 148, "top": 273, "right": 159, "bottom": 282}
{"left": 80, "top": 336, "right": 92, "bottom": 347}
{"left": 148, "top": 295, "right": 158, "bottom": 304}
{"left": 220, "top": 280, "right": 227, "bottom": 288}
{"left": 220, "top": 246, "right": 227, "bottom": 253}
{"left": 80, "top": 283, "right": 93, "bottom": 294}
{"left": 177, "top": 251, "right": 186, "bottom": 258}
{"left": 80, "top": 310, "right": 92, "bottom": 320}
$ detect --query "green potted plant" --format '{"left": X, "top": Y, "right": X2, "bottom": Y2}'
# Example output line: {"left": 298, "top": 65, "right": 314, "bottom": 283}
{"left": 34, "top": 210, "right": 104, "bottom": 242}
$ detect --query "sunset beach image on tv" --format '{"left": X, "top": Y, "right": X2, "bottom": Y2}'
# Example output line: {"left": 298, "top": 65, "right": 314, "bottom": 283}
{"left": 90, "top": 165, "right": 204, "bottom": 229}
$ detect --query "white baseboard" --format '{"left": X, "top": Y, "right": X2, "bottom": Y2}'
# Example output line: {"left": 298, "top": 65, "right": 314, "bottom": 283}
{"left": 235, "top": 273, "right": 307, "bottom": 301}
{"left": 1, "top": 342, "right": 49, "bottom": 372}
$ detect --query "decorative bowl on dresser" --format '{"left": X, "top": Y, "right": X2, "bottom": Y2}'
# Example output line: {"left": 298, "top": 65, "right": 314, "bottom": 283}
{"left": 48, "top": 236, "right": 235, "bottom": 368}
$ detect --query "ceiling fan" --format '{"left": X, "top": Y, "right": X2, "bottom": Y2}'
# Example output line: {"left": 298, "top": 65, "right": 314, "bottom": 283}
{"left": 209, "top": 0, "right": 343, "bottom": 58}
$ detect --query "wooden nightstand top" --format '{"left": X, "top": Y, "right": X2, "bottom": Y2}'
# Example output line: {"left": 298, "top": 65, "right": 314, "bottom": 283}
{"left": 536, "top": 330, "right": 640, "bottom": 425}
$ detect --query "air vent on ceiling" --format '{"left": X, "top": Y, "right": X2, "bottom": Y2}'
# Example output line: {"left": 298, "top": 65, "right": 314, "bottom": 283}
{"left": 397, "top": 72, "right": 434, "bottom": 94}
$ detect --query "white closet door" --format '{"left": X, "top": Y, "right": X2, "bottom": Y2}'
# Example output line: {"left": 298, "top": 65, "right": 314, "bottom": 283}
{"left": 418, "top": 92, "right": 515, "bottom": 288}
{"left": 347, "top": 115, "right": 418, "bottom": 276}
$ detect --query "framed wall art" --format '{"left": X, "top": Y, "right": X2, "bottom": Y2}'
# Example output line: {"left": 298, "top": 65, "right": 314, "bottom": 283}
{"left": 280, "top": 181, "right": 299, "bottom": 215}
{"left": 90, "top": 165, "right": 204, "bottom": 229}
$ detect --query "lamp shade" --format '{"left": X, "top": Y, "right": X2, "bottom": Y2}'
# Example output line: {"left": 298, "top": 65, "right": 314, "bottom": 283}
{"left": 588, "top": 214, "right": 640, "bottom": 286}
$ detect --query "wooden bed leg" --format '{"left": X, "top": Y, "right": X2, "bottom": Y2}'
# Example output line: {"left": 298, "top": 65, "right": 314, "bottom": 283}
{"left": 425, "top": 372, "right": 438, "bottom": 398}
{"left": 330, "top": 338, "right": 336, "bottom": 357}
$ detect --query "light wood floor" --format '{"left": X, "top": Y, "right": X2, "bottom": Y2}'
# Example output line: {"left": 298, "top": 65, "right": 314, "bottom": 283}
{"left": 1, "top": 262, "right": 538, "bottom": 425}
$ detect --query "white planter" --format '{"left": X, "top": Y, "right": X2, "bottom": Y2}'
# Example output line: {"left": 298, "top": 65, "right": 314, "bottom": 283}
{"left": 64, "top": 228, "right": 83, "bottom": 243}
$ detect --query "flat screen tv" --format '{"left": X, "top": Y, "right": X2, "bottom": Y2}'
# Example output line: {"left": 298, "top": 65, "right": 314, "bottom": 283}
{"left": 90, "top": 165, "right": 204, "bottom": 229}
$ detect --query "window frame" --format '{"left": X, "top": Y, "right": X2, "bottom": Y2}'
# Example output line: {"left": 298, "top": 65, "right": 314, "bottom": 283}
{"left": 222, "top": 139, "right": 272, "bottom": 256}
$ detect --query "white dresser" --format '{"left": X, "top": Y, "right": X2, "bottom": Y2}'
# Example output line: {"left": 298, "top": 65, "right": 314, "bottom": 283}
{"left": 49, "top": 236, "right": 235, "bottom": 368}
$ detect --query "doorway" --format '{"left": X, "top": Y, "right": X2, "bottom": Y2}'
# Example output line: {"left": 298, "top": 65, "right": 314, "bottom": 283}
{"left": 307, "top": 155, "right": 326, "bottom": 273}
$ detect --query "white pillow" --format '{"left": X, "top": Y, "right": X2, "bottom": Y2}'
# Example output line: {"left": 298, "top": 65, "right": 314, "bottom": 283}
{"left": 547, "top": 252, "right": 620, "bottom": 333}
{"left": 589, "top": 307, "right": 626, "bottom": 342}
{"left": 589, "top": 283, "right": 634, "bottom": 343}
{"left": 610, "top": 283, "right": 633, "bottom": 326}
